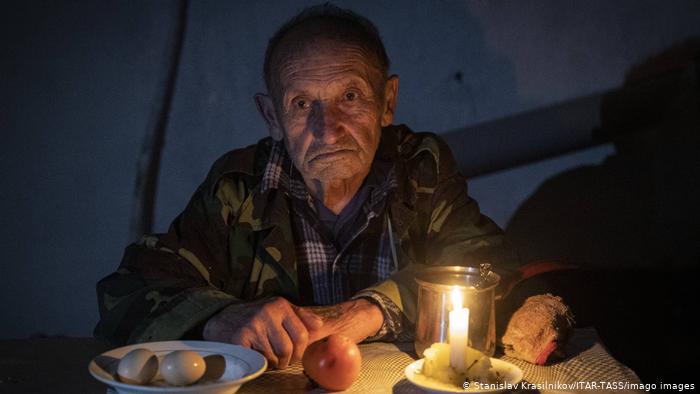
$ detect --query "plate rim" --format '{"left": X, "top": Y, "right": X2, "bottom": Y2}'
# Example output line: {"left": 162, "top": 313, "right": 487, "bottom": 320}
{"left": 88, "top": 340, "right": 267, "bottom": 392}
{"left": 404, "top": 357, "right": 523, "bottom": 394}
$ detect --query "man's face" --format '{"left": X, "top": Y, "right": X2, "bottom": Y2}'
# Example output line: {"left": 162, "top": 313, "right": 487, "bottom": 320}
{"left": 259, "top": 39, "right": 397, "bottom": 188}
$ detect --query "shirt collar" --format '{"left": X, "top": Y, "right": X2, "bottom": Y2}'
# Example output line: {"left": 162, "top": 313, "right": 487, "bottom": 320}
{"left": 259, "top": 140, "right": 308, "bottom": 200}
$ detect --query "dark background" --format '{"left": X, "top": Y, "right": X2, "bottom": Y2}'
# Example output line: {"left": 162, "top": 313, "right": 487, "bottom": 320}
{"left": 2, "top": 0, "right": 699, "bottom": 383}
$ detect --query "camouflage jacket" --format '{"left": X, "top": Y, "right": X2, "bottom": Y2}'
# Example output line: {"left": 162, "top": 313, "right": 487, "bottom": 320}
{"left": 95, "top": 124, "right": 515, "bottom": 345}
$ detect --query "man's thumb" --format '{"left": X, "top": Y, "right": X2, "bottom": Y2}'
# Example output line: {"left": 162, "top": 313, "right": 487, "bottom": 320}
{"left": 294, "top": 306, "right": 323, "bottom": 330}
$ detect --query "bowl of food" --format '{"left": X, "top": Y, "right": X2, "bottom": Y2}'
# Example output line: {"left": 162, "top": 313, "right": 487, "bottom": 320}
{"left": 405, "top": 342, "right": 522, "bottom": 393}
{"left": 88, "top": 340, "right": 266, "bottom": 394}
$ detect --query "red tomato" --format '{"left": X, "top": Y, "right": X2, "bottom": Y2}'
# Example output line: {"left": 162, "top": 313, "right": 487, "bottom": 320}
{"left": 302, "top": 334, "right": 362, "bottom": 391}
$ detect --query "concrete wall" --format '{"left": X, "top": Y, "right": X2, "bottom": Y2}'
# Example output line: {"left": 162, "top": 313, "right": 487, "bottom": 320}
{"left": 2, "top": 0, "right": 699, "bottom": 338}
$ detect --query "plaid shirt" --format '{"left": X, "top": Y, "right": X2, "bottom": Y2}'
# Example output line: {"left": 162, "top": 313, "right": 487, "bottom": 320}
{"left": 260, "top": 140, "right": 403, "bottom": 340}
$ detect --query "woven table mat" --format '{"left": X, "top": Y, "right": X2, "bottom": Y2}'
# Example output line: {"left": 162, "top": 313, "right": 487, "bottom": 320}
{"left": 237, "top": 341, "right": 416, "bottom": 394}
{"left": 500, "top": 327, "right": 643, "bottom": 393}
{"left": 236, "top": 328, "right": 643, "bottom": 393}
{"left": 500, "top": 328, "right": 641, "bottom": 393}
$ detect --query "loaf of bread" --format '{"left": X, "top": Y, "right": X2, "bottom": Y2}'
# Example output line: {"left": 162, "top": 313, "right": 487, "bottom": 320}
{"left": 501, "top": 294, "right": 575, "bottom": 365}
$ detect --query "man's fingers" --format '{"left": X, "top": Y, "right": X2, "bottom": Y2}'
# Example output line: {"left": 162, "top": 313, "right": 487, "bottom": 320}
{"left": 254, "top": 338, "right": 279, "bottom": 369}
{"left": 235, "top": 330, "right": 279, "bottom": 369}
{"left": 268, "top": 328, "right": 294, "bottom": 369}
{"left": 282, "top": 314, "right": 309, "bottom": 362}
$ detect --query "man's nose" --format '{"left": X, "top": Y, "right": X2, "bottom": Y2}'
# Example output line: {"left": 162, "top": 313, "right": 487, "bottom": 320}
{"left": 310, "top": 101, "right": 344, "bottom": 143}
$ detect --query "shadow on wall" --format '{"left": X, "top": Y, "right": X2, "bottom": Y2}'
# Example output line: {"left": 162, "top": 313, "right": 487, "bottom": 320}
{"left": 503, "top": 38, "right": 700, "bottom": 382}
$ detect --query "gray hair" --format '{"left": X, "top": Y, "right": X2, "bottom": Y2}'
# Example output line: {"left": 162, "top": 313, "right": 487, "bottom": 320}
{"left": 263, "top": 3, "right": 390, "bottom": 96}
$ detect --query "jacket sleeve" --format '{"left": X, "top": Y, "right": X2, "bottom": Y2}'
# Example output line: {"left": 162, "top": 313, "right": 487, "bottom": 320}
{"left": 424, "top": 172, "right": 517, "bottom": 269}
{"left": 359, "top": 133, "right": 519, "bottom": 341}
{"left": 94, "top": 161, "right": 249, "bottom": 346}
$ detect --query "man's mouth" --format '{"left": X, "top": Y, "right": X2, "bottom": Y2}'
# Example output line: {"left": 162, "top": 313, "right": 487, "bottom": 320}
{"left": 309, "top": 149, "right": 355, "bottom": 162}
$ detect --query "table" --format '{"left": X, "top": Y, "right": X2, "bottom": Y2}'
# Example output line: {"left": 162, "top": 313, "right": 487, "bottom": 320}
{"left": 0, "top": 328, "right": 642, "bottom": 394}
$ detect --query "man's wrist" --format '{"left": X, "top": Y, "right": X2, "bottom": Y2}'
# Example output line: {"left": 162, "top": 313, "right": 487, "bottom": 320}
{"left": 353, "top": 297, "right": 384, "bottom": 337}
{"left": 352, "top": 290, "right": 404, "bottom": 342}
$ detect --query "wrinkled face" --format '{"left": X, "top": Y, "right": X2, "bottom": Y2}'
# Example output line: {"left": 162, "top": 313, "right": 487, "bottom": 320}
{"left": 270, "top": 39, "right": 393, "bottom": 186}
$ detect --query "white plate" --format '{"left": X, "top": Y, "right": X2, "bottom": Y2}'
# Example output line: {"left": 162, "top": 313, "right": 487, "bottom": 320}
{"left": 89, "top": 340, "right": 267, "bottom": 394}
{"left": 404, "top": 357, "right": 523, "bottom": 394}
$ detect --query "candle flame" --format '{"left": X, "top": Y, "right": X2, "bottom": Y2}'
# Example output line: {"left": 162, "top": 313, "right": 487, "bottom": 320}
{"left": 451, "top": 286, "right": 462, "bottom": 310}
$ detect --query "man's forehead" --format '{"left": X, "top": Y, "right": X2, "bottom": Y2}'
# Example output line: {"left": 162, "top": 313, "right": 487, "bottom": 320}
{"left": 278, "top": 38, "right": 376, "bottom": 69}
{"left": 274, "top": 39, "right": 382, "bottom": 95}
{"left": 280, "top": 46, "right": 374, "bottom": 77}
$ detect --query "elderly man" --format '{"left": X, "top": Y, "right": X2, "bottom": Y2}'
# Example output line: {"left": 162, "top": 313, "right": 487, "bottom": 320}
{"left": 95, "top": 5, "right": 519, "bottom": 369}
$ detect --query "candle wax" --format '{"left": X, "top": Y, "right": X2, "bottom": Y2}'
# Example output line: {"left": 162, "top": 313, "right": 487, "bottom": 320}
{"left": 449, "top": 308, "right": 469, "bottom": 372}
{"left": 449, "top": 287, "right": 469, "bottom": 373}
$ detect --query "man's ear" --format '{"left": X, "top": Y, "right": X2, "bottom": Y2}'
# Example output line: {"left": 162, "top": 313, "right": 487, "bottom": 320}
{"left": 380, "top": 75, "right": 399, "bottom": 127}
{"left": 254, "top": 93, "right": 284, "bottom": 141}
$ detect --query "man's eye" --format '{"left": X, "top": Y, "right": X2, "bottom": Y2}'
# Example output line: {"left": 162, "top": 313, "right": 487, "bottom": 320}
{"left": 344, "top": 91, "right": 357, "bottom": 101}
{"left": 295, "top": 99, "right": 308, "bottom": 109}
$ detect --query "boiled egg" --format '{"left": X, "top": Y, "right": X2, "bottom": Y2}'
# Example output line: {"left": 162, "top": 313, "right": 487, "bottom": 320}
{"left": 160, "top": 350, "right": 206, "bottom": 386}
{"left": 117, "top": 348, "right": 158, "bottom": 385}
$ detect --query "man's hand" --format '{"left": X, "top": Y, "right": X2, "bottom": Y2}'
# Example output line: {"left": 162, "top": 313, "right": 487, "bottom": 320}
{"left": 202, "top": 297, "right": 323, "bottom": 369}
{"left": 300, "top": 298, "right": 384, "bottom": 344}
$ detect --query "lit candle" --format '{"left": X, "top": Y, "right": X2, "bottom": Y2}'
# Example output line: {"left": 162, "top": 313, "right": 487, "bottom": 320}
{"left": 449, "top": 286, "right": 469, "bottom": 373}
